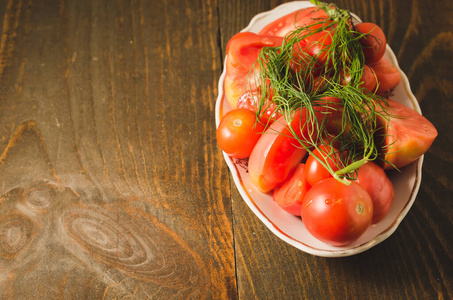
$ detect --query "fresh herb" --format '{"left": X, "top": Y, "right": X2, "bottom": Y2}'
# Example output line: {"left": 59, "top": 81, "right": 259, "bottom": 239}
{"left": 247, "top": 0, "right": 392, "bottom": 185}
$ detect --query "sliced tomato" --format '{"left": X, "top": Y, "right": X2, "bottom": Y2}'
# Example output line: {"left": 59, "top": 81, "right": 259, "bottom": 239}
{"left": 248, "top": 112, "right": 308, "bottom": 193}
{"left": 236, "top": 91, "right": 282, "bottom": 125}
{"left": 224, "top": 33, "right": 283, "bottom": 109}
{"left": 273, "top": 163, "right": 310, "bottom": 216}
{"left": 369, "top": 56, "right": 401, "bottom": 96}
{"left": 376, "top": 99, "right": 437, "bottom": 169}
{"left": 258, "top": 7, "right": 329, "bottom": 37}
{"left": 355, "top": 161, "right": 394, "bottom": 223}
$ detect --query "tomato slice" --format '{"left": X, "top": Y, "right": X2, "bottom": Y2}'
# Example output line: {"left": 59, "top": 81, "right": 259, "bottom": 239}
{"left": 236, "top": 91, "right": 282, "bottom": 125}
{"left": 258, "top": 7, "right": 329, "bottom": 37}
{"left": 248, "top": 112, "right": 308, "bottom": 193}
{"left": 224, "top": 33, "right": 283, "bottom": 109}
{"left": 355, "top": 161, "right": 394, "bottom": 224}
{"left": 301, "top": 178, "right": 373, "bottom": 246}
{"left": 376, "top": 99, "right": 437, "bottom": 169}
{"left": 369, "top": 56, "right": 401, "bottom": 96}
{"left": 273, "top": 163, "right": 310, "bottom": 216}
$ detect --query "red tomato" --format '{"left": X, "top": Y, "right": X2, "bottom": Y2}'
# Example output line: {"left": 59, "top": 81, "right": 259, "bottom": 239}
{"left": 355, "top": 162, "right": 394, "bottom": 224}
{"left": 369, "top": 56, "right": 401, "bottom": 96}
{"left": 273, "top": 163, "right": 310, "bottom": 216}
{"left": 258, "top": 7, "right": 329, "bottom": 37}
{"left": 375, "top": 99, "right": 437, "bottom": 170}
{"left": 225, "top": 32, "right": 255, "bottom": 53}
{"left": 301, "top": 178, "right": 373, "bottom": 246}
{"left": 216, "top": 109, "right": 266, "bottom": 159}
{"left": 248, "top": 112, "right": 308, "bottom": 193}
{"left": 224, "top": 33, "right": 283, "bottom": 109}
{"left": 341, "top": 64, "right": 377, "bottom": 92}
{"left": 355, "top": 22, "right": 387, "bottom": 65}
{"left": 304, "top": 29, "right": 335, "bottom": 67}
{"left": 304, "top": 144, "right": 342, "bottom": 187}
{"left": 290, "top": 39, "right": 317, "bottom": 75}
{"left": 236, "top": 91, "right": 282, "bottom": 125}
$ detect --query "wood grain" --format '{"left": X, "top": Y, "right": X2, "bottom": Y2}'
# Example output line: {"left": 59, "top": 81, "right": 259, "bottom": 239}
{"left": 0, "top": 0, "right": 234, "bottom": 298}
{"left": 0, "top": 0, "right": 450, "bottom": 299}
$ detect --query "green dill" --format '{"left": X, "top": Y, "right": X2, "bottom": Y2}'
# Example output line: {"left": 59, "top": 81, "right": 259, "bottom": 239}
{"left": 246, "top": 0, "right": 392, "bottom": 185}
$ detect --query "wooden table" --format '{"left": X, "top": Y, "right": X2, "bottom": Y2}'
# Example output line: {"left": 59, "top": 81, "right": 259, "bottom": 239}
{"left": 0, "top": 0, "right": 451, "bottom": 299}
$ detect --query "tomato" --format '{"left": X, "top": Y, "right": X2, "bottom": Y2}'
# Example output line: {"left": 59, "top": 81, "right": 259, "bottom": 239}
{"left": 224, "top": 33, "right": 283, "bottom": 109}
{"left": 301, "top": 178, "right": 373, "bottom": 246}
{"left": 355, "top": 162, "right": 394, "bottom": 223}
{"left": 273, "top": 163, "right": 310, "bottom": 216}
{"left": 236, "top": 91, "right": 282, "bottom": 125}
{"left": 375, "top": 99, "right": 437, "bottom": 170}
{"left": 225, "top": 32, "right": 255, "bottom": 53}
{"left": 216, "top": 109, "right": 266, "bottom": 159}
{"left": 304, "top": 28, "right": 334, "bottom": 67}
{"left": 258, "top": 7, "right": 329, "bottom": 37}
{"left": 290, "top": 39, "right": 318, "bottom": 75}
{"left": 341, "top": 64, "right": 377, "bottom": 92}
{"left": 248, "top": 112, "right": 308, "bottom": 193}
{"left": 304, "top": 144, "right": 342, "bottom": 186}
{"left": 355, "top": 22, "right": 387, "bottom": 65}
{"left": 369, "top": 56, "right": 401, "bottom": 96}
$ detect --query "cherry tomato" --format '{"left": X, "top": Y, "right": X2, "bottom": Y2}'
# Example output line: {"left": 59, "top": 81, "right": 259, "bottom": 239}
{"left": 273, "top": 163, "right": 310, "bottom": 216}
{"left": 375, "top": 99, "right": 437, "bottom": 169}
{"left": 301, "top": 178, "right": 373, "bottom": 246}
{"left": 355, "top": 162, "right": 394, "bottom": 223}
{"left": 216, "top": 109, "right": 266, "bottom": 159}
{"left": 224, "top": 33, "right": 283, "bottom": 109}
{"left": 304, "top": 28, "right": 334, "bottom": 67}
{"left": 304, "top": 144, "right": 342, "bottom": 187}
{"left": 341, "top": 64, "right": 377, "bottom": 92}
{"left": 369, "top": 56, "right": 401, "bottom": 96}
{"left": 248, "top": 111, "right": 308, "bottom": 193}
{"left": 355, "top": 22, "right": 387, "bottom": 65}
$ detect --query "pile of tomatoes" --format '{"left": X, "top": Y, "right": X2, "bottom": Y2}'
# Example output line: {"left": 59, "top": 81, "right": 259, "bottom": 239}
{"left": 217, "top": 4, "right": 437, "bottom": 246}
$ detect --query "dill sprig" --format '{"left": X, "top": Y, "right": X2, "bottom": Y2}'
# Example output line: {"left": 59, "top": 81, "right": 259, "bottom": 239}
{"left": 246, "top": 0, "right": 392, "bottom": 185}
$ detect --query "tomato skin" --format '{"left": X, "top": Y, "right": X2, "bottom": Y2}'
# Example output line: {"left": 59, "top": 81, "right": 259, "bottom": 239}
{"left": 273, "top": 163, "right": 310, "bottom": 216}
{"left": 224, "top": 33, "right": 283, "bottom": 109}
{"left": 376, "top": 99, "right": 437, "bottom": 170}
{"left": 355, "top": 162, "right": 394, "bottom": 224}
{"left": 301, "top": 178, "right": 373, "bottom": 246}
{"left": 355, "top": 22, "right": 387, "bottom": 65}
{"left": 369, "top": 56, "right": 401, "bottom": 96}
{"left": 248, "top": 112, "right": 308, "bottom": 193}
{"left": 216, "top": 109, "right": 266, "bottom": 159}
{"left": 304, "top": 144, "right": 341, "bottom": 187}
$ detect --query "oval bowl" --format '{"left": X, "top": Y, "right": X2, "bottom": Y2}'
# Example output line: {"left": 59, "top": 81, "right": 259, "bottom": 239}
{"left": 215, "top": 1, "right": 423, "bottom": 257}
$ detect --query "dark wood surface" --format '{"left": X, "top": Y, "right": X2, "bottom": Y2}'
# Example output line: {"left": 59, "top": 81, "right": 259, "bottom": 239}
{"left": 0, "top": 0, "right": 451, "bottom": 299}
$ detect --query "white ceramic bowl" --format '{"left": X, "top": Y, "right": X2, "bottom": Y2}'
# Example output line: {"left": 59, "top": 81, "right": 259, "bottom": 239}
{"left": 215, "top": 1, "right": 423, "bottom": 257}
